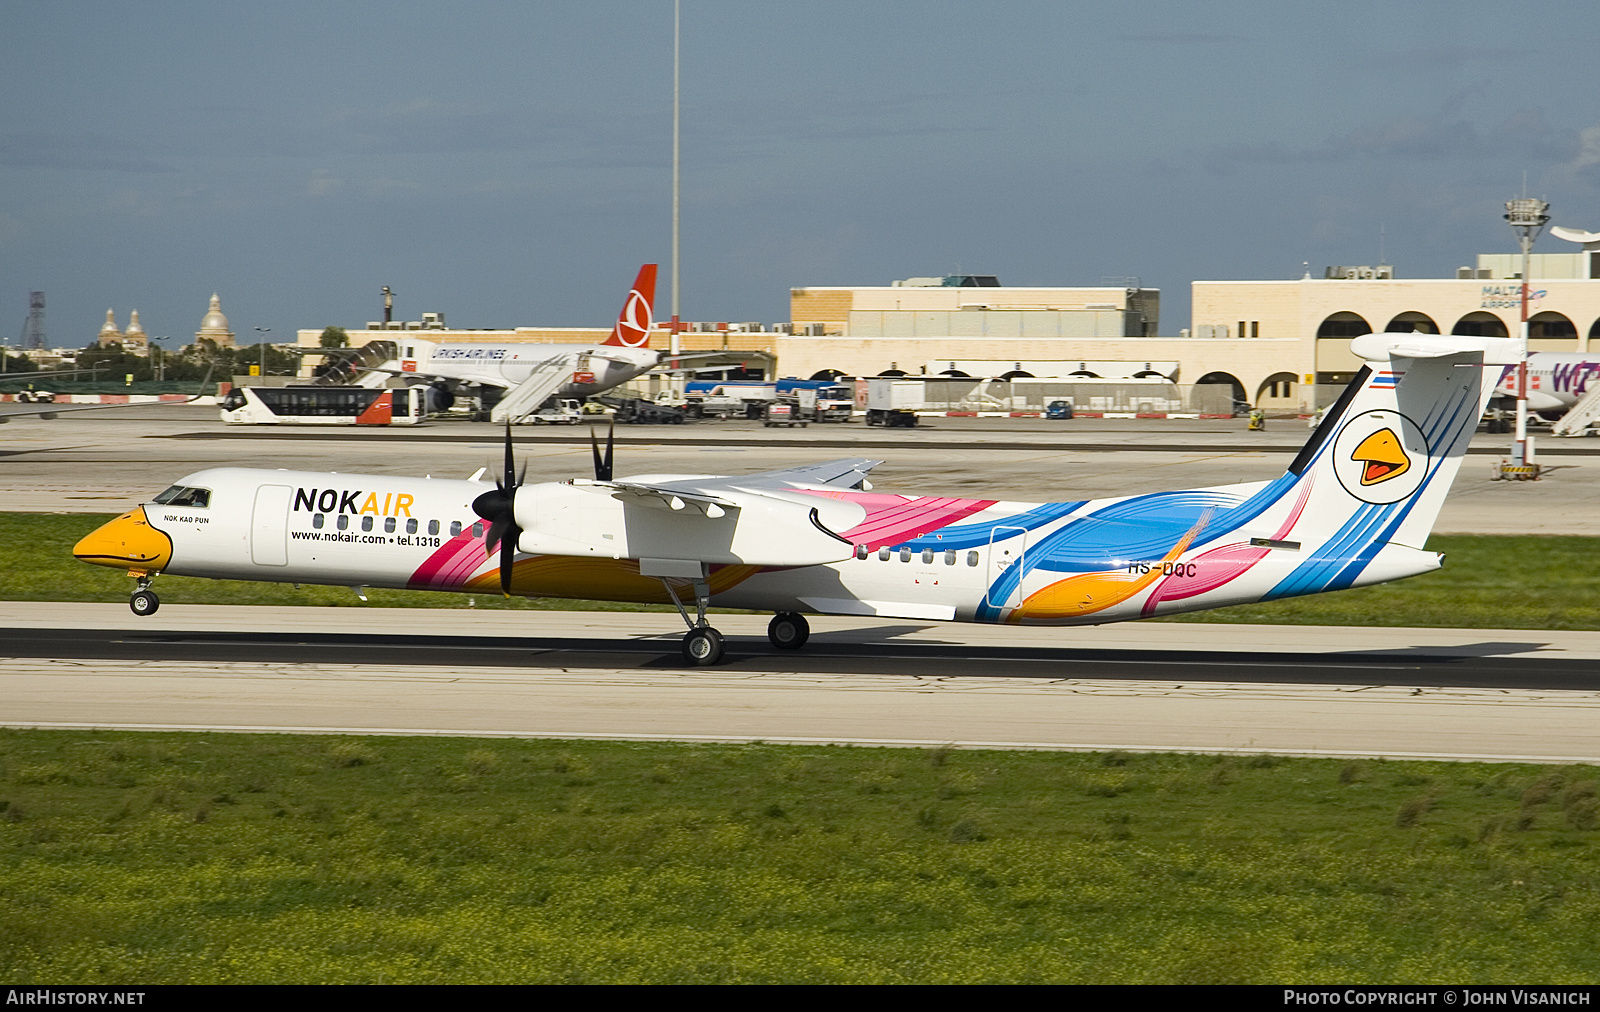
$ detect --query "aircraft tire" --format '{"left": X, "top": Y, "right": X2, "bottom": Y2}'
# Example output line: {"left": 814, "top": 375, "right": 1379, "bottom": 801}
{"left": 129, "top": 590, "right": 160, "bottom": 617}
{"left": 681, "top": 627, "right": 725, "bottom": 666}
{"left": 768, "top": 612, "right": 809, "bottom": 650}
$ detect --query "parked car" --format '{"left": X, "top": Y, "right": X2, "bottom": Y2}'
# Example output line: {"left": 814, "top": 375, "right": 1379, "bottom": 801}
{"left": 1045, "top": 399, "right": 1073, "bottom": 419}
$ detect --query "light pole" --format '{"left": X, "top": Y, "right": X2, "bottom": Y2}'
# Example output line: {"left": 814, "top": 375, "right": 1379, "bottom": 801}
{"left": 1504, "top": 197, "right": 1550, "bottom": 475}
{"left": 255, "top": 327, "right": 271, "bottom": 377}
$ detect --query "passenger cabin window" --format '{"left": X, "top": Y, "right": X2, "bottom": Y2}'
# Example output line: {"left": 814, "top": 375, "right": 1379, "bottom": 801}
{"left": 854, "top": 544, "right": 868, "bottom": 560}
{"left": 337, "top": 515, "right": 350, "bottom": 531}
{"left": 361, "top": 516, "right": 374, "bottom": 532}
{"left": 449, "top": 521, "right": 462, "bottom": 537}
{"left": 921, "top": 549, "right": 934, "bottom": 564}
{"left": 877, "top": 547, "right": 891, "bottom": 562}
{"left": 384, "top": 517, "right": 396, "bottom": 533}
{"left": 406, "top": 519, "right": 418, "bottom": 534}
{"left": 944, "top": 550, "right": 956, "bottom": 566}
{"left": 471, "top": 521, "right": 485, "bottom": 539}
{"left": 312, "top": 514, "right": 324, "bottom": 529}
{"left": 966, "top": 551, "right": 980, "bottom": 567}
{"left": 152, "top": 486, "right": 210, "bottom": 508}
{"left": 429, "top": 520, "right": 440, "bottom": 536}
{"left": 899, "top": 548, "right": 911, "bottom": 563}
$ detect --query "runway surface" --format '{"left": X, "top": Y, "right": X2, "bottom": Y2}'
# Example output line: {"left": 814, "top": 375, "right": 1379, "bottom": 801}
{"left": 5, "top": 604, "right": 1597, "bottom": 763}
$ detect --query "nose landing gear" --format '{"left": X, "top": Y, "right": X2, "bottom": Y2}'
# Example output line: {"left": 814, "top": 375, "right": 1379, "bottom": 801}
{"left": 129, "top": 575, "right": 159, "bottom": 616}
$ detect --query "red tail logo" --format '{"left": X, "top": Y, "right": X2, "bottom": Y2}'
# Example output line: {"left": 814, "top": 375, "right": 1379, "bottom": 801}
{"left": 605, "top": 264, "right": 657, "bottom": 347}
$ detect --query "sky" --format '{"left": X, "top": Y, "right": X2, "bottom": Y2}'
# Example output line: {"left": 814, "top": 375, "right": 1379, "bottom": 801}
{"left": 4, "top": 0, "right": 1600, "bottom": 348}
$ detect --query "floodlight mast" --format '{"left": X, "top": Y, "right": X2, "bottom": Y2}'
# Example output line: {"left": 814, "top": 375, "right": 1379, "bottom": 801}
{"left": 1504, "top": 197, "right": 1550, "bottom": 470}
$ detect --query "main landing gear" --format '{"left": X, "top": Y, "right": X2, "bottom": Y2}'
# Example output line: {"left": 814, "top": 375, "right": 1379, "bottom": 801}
{"left": 767, "top": 612, "right": 809, "bottom": 650}
{"left": 129, "top": 575, "right": 159, "bottom": 616}
{"left": 660, "top": 572, "right": 725, "bottom": 666}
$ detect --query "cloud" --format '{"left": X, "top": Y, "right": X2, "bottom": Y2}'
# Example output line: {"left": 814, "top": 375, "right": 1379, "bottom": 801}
{"left": 1219, "top": 106, "right": 1578, "bottom": 167}
{"left": 0, "top": 130, "right": 179, "bottom": 173}
{"left": 1551, "top": 124, "right": 1600, "bottom": 189}
{"left": 1120, "top": 32, "right": 1242, "bottom": 44}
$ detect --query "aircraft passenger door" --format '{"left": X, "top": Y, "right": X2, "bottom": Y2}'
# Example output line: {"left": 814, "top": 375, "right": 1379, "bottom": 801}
{"left": 250, "top": 484, "right": 292, "bottom": 567}
{"left": 985, "top": 526, "right": 1028, "bottom": 609}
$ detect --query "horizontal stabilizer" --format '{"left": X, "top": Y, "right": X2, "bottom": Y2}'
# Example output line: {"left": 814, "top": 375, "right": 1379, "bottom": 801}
{"left": 1350, "top": 332, "right": 1521, "bottom": 365}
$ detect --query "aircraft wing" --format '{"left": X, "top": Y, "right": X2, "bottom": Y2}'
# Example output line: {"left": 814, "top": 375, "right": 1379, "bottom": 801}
{"left": 517, "top": 458, "right": 883, "bottom": 566}
{"left": 638, "top": 457, "right": 883, "bottom": 495}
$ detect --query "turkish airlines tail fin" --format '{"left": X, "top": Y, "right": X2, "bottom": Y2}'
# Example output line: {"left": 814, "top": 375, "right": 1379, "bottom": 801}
{"left": 603, "top": 264, "right": 658, "bottom": 348}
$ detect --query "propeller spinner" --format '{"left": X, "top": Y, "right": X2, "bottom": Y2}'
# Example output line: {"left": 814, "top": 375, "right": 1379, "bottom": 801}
{"left": 470, "top": 424, "right": 524, "bottom": 596}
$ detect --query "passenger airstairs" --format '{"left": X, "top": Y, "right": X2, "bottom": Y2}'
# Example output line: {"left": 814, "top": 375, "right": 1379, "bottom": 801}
{"left": 490, "top": 353, "right": 582, "bottom": 424}
{"left": 1552, "top": 384, "right": 1600, "bottom": 436}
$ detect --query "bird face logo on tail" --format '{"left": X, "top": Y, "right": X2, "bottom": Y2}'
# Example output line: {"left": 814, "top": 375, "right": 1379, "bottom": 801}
{"left": 1332, "top": 409, "right": 1427, "bottom": 504}
{"left": 605, "top": 264, "right": 658, "bottom": 348}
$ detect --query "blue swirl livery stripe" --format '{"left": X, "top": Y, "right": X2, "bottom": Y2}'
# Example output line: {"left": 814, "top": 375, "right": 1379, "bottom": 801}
{"left": 900, "top": 501, "right": 1084, "bottom": 551}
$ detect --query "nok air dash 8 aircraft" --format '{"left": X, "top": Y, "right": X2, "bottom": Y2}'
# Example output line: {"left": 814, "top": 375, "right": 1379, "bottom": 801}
{"left": 75, "top": 332, "right": 1513, "bottom": 666}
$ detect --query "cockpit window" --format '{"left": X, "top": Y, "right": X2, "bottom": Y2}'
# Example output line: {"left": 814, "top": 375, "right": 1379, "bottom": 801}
{"left": 152, "top": 486, "right": 210, "bottom": 508}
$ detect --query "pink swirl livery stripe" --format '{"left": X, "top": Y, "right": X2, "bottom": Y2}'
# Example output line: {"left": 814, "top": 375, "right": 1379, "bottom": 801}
{"left": 1140, "top": 477, "right": 1315, "bottom": 616}
{"left": 409, "top": 532, "right": 491, "bottom": 590}
{"left": 800, "top": 491, "right": 997, "bottom": 548}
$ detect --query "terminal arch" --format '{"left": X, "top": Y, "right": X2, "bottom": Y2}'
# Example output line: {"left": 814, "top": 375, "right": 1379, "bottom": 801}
{"left": 808, "top": 369, "right": 845, "bottom": 382}
{"left": 1451, "top": 312, "right": 1509, "bottom": 338}
{"left": 1195, "top": 371, "right": 1246, "bottom": 409}
{"left": 1066, "top": 369, "right": 1099, "bottom": 378}
{"left": 1316, "top": 312, "right": 1373, "bottom": 339}
{"left": 999, "top": 370, "right": 1035, "bottom": 380}
{"left": 1255, "top": 372, "right": 1299, "bottom": 408}
{"left": 937, "top": 369, "right": 971, "bottom": 377}
{"left": 1529, "top": 311, "right": 1577, "bottom": 342}
{"left": 1384, "top": 312, "right": 1439, "bottom": 334}
{"left": 1589, "top": 318, "right": 1600, "bottom": 352}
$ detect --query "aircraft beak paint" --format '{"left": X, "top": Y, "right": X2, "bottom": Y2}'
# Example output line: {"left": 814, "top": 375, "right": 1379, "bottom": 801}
{"left": 73, "top": 507, "right": 173, "bottom": 571}
{"left": 1351, "top": 428, "right": 1410, "bottom": 486}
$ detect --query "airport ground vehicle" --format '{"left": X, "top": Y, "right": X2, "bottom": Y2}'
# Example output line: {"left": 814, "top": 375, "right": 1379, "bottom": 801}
{"left": 77, "top": 332, "right": 1512, "bottom": 666}
{"left": 15, "top": 389, "right": 56, "bottom": 404}
{"left": 762, "top": 391, "right": 815, "bottom": 427}
{"left": 220, "top": 385, "right": 428, "bottom": 425}
{"left": 526, "top": 398, "right": 583, "bottom": 425}
{"left": 864, "top": 378, "right": 919, "bottom": 427}
{"left": 600, "top": 395, "right": 684, "bottom": 424}
{"left": 1046, "top": 400, "right": 1073, "bottom": 419}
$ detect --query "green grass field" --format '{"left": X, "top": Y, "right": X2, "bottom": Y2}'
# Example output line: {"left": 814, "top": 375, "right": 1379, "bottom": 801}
{"left": 1, "top": 731, "right": 1596, "bottom": 984}
{"left": 15, "top": 512, "right": 1600, "bottom": 628}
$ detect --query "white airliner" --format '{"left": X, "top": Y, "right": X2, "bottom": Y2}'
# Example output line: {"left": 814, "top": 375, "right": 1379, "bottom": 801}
{"left": 76, "top": 331, "right": 1512, "bottom": 665}
{"left": 1491, "top": 351, "right": 1600, "bottom": 415}
{"left": 359, "top": 265, "right": 665, "bottom": 403}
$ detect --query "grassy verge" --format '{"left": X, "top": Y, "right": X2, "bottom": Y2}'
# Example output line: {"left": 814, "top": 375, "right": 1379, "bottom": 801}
{"left": 1, "top": 731, "right": 1596, "bottom": 983}
{"left": 14, "top": 513, "right": 1600, "bottom": 628}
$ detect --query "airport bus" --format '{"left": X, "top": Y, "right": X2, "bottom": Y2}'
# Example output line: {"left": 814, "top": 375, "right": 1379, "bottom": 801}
{"left": 220, "top": 385, "right": 429, "bottom": 426}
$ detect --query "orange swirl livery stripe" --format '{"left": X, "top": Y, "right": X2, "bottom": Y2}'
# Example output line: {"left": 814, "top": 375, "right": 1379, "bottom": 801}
{"left": 1007, "top": 509, "right": 1214, "bottom": 622}
{"left": 464, "top": 556, "right": 764, "bottom": 603}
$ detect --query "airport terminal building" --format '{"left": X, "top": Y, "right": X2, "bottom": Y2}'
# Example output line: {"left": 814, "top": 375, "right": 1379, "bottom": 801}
{"left": 301, "top": 246, "right": 1600, "bottom": 413}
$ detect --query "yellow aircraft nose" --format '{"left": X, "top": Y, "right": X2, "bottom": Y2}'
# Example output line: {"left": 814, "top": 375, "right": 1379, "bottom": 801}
{"left": 73, "top": 507, "right": 173, "bottom": 571}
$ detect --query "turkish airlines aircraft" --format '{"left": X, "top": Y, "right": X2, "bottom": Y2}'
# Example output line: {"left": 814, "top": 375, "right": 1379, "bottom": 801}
{"left": 76, "top": 332, "right": 1513, "bottom": 665}
{"left": 366, "top": 264, "right": 664, "bottom": 401}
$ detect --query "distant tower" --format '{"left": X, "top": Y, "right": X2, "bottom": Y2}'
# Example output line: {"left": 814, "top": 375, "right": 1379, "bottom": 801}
{"left": 195, "top": 293, "right": 235, "bottom": 346}
{"left": 20, "top": 292, "right": 46, "bottom": 350}
{"left": 123, "top": 309, "right": 149, "bottom": 354}
{"left": 98, "top": 308, "right": 124, "bottom": 347}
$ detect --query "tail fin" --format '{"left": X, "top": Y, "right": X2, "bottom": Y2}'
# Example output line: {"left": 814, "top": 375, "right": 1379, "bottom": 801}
{"left": 1262, "top": 332, "right": 1517, "bottom": 594}
{"left": 603, "top": 264, "right": 657, "bottom": 348}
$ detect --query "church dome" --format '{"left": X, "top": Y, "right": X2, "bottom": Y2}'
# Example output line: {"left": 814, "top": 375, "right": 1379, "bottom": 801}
{"left": 124, "top": 309, "right": 145, "bottom": 337}
{"left": 99, "top": 309, "right": 121, "bottom": 339}
{"left": 200, "top": 293, "right": 229, "bottom": 333}
{"left": 196, "top": 293, "right": 235, "bottom": 345}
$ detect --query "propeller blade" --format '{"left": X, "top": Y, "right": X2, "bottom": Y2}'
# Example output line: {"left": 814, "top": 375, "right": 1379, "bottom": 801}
{"left": 500, "top": 527, "right": 517, "bottom": 597}
{"left": 502, "top": 422, "right": 516, "bottom": 491}
{"left": 591, "top": 420, "right": 615, "bottom": 481}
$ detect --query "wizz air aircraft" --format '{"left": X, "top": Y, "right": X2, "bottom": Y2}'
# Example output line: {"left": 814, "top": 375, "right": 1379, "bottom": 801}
{"left": 1493, "top": 351, "right": 1600, "bottom": 415}
{"left": 75, "top": 332, "right": 1513, "bottom": 665}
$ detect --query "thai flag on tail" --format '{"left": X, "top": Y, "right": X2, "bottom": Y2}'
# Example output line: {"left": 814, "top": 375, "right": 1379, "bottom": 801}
{"left": 1370, "top": 370, "right": 1401, "bottom": 389}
